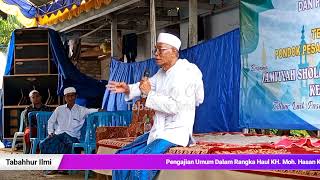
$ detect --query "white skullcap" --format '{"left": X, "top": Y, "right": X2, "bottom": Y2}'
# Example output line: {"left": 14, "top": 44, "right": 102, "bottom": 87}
{"left": 29, "top": 90, "right": 39, "bottom": 97}
{"left": 157, "top": 33, "right": 181, "bottom": 50}
{"left": 64, "top": 87, "right": 76, "bottom": 95}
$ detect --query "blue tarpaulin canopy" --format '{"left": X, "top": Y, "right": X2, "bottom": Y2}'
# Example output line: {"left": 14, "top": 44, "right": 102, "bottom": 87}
{"left": 1, "top": 0, "right": 82, "bottom": 18}
{"left": 3, "top": 0, "right": 37, "bottom": 18}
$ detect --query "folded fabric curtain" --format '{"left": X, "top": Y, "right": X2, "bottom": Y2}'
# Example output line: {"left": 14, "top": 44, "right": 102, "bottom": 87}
{"left": 4, "top": 32, "right": 14, "bottom": 75}
{"left": 48, "top": 29, "right": 108, "bottom": 107}
{"left": 179, "top": 29, "right": 241, "bottom": 133}
{"left": 101, "top": 58, "right": 159, "bottom": 111}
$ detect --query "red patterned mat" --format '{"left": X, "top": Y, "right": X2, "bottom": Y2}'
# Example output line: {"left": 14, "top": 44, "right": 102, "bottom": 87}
{"left": 275, "top": 138, "right": 320, "bottom": 148}
{"left": 97, "top": 137, "right": 210, "bottom": 154}
{"left": 97, "top": 132, "right": 320, "bottom": 154}
{"left": 97, "top": 132, "right": 320, "bottom": 179}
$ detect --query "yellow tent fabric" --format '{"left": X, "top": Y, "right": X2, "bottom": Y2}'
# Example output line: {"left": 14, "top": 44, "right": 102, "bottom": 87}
{"left": 0, "top": 0, "right": 37, "bottom": 27}
{"left": 0, "top": 0, "right": 112, "bottom": 27}
{"left": 38, "top": 0, "right": 112, "bottom": 26}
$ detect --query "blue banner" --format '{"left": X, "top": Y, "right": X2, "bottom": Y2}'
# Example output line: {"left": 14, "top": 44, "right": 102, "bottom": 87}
{"left": 240, "top": 0, "right": 320, "bottom": 130}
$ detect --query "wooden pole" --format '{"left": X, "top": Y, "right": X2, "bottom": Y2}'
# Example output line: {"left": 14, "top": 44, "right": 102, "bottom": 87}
{"left": 188, "top": 0, "right": 198, "bottom": 47}
{"left": 111, "top": 15, "right": 118, "bottom": 58}
{"left": 150, "top": 0, "right": 156, "bottom": 58}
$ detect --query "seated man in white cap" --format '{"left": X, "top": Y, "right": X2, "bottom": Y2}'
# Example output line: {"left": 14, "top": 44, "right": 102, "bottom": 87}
{"left": 39, "top": 87, "right": 99, "bottom": 156}
{"left": 21, "top": 90, "right": 51, "bottom": 153}
{"left": 107, "top": 32, "right": 204, "bottom": 179}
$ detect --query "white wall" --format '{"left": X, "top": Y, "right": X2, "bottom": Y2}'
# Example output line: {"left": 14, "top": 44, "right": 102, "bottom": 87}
{"left": 206, "top": 8, "right": 240, "bottom": 40}
{"left": 180, "top": 8, "right": 239, "bottom": 50}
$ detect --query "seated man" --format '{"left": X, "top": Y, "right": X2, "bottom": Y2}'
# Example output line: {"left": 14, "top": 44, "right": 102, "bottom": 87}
{"left": 22, "top": 90, "right": 51, "bottom": 153}
{"left": 39, "top": 87, "right": 99, "bottom": 154}
{"left": 107, "top": 33, "right": 204, "bottom": 179}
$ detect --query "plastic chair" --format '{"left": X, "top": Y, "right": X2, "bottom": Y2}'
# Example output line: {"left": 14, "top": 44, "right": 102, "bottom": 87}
{"left": 86, "top": 111, "right": 132, "bottom": 180}
{"left": 111, "top": 110, "right": 132, "bottom": 127}
{"left": 28, "top": 111, "right": 41, "bottom": 154}
{"left": 28, "top": 111, "right": 53, "bottom": 154}
{"left": 70, "top": 113, "right": 96, "bottom": 178}
{"left": 68, "top": 119, "right": 87, "bottom": 175}
{"left": 85, "top": 111, "right": 132, "bottom": 154}
{"left": 32, "top": 112, "right": 53, "bottom": 154}
{"left": 71, "top": 118, "right": 88, "bottom": 153}
{"left": 72, "top": 111, "right": 132, "bottom": 180}
{"left": 11, "top": 111, "right": 26, "bottom": 153}
{"left": 72, "top": 112, "right": 114, "bottom": 154}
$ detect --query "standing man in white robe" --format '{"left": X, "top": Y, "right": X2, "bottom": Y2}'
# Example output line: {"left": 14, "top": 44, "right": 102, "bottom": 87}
{"left": 108, "top": 32, "right": 204, "bottom": 180}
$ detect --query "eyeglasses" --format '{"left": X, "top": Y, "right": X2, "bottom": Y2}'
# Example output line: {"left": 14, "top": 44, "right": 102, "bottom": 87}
{"left": 152, "top": 47, "right": 172, "bottom": 55}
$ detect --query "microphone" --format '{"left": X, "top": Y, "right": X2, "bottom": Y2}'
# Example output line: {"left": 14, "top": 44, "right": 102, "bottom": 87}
{"left": 143, "top": 69, "right": 150, "bottom": 79}
{"left": 141, "top": 69, "right": 150, "bottom": 98}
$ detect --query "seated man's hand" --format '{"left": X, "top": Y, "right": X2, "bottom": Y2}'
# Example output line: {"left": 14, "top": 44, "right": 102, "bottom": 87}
{"left": 139, "top": 79, "right": 151, "bottom": 95}
{"left": 106, "top": 81, "right": 130, "bottom": 94}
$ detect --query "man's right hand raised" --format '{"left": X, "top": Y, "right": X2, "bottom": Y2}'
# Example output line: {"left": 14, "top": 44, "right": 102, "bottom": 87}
{"left": 106, "top": 81, "right": 130, "bottom": 94}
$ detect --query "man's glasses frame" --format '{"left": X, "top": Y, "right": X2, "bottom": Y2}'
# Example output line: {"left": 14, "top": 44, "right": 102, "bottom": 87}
{"left": 152, "top": 47, "right": 173, "bottom": 55}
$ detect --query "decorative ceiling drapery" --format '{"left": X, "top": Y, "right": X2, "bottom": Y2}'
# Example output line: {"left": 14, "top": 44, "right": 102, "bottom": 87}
{"left": 0, "top": 0, "right": 37, "bottom": 27}
{"left": 38, "top": 0, "right": 82, "bottom": 16}
{"left": 0, "top": 0, "right": 112, "bottom": 27}
{"left": 38, "top": 0, "right": 112, "bottom": 26}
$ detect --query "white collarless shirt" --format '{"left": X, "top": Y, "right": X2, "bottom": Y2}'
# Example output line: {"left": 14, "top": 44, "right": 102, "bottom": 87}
{"left": 125, "top": 59, "right": 204, "bottom": 147}
{"left": 47, "top": 104, "right": 98, "bottom": 139}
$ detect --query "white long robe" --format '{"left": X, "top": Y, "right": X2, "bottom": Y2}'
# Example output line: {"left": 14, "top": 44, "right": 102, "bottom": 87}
{"left": 125, "top": 59, "right": 204, "bottom": 147}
